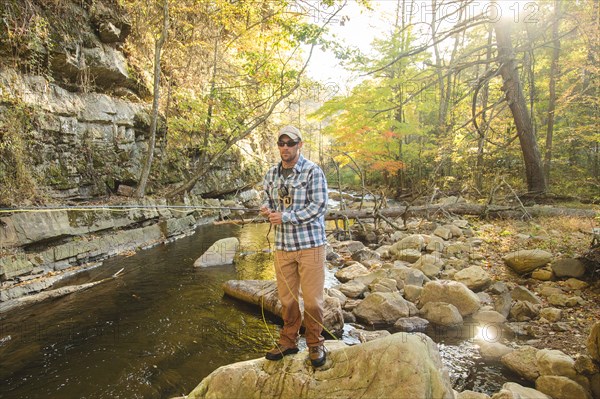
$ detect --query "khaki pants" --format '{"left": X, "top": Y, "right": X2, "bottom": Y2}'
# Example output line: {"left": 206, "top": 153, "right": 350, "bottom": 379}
{"left": 274, "top": 245, "right": 325, "bottom": 348}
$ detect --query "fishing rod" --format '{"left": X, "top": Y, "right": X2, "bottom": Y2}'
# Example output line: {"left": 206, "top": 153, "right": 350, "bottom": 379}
{"left": 0, "top": 204, "right": 263, "bottom": 214}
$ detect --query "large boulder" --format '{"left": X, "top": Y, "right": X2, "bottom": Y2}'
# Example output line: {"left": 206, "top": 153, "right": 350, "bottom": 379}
{"left": 419, "top": 302, "right": 463, "bottom": 327}
{"left": 419, "top": 280, "right": 481, "bottom": 317}
{"left": 536, "top": 349, "right": 577, "bottom": 379}
{"left": 187, "top": 333, "right": 455, "bottom": 399}
{"left": 353, "top": 292, "right": 412, "bottom": 325}
{"left": 503, "top": 249, "right": 552, "bottom": 274}
{"left": 222, "top": 280, "right": 344, "bottom": 335}
{"left": 453, "top": 266, "right": 491, "bottom": 291}
{"left": 194, "top": 237, "right": 239, "bottom": 267}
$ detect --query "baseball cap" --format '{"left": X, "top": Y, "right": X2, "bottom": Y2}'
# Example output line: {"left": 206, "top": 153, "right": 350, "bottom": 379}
{"left": 278, "top": 125, "right": 302, "bottom": 142}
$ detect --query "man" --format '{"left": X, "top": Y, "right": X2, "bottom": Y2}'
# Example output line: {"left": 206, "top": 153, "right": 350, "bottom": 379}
{"left": 260, "top": 125, "right": 328, "bottom": 368}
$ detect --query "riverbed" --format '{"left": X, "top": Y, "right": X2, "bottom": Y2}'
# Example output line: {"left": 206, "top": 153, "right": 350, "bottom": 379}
{"left": 0, "top": 222, "right": 522, "bottom": 398}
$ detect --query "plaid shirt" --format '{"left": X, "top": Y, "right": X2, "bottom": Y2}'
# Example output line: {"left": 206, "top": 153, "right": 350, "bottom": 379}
{"left": 263, "top": 155, "right": 328, "bottom": 251}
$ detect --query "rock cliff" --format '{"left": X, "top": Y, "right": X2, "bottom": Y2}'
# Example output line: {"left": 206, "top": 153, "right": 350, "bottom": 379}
{"left": 0, "top": 0, "right": 266, "bottom": 301}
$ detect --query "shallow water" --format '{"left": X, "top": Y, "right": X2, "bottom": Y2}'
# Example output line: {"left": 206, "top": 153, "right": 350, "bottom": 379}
{"left": 0, "top": 222, "right": 519, "bottom": 398}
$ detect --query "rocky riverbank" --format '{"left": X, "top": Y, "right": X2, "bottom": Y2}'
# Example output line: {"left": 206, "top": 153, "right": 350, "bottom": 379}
{"left": 193, "top": 213, "right": 600, "bottom": 398}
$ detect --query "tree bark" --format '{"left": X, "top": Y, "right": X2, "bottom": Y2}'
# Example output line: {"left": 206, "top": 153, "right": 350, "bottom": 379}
{"left": 135, "top": 1, "right": 169, "bottom": 198}
{"left": 494, "top": 20, "right": 547, "bottom": 193}
{"left": 544, "top": 0, "right": 561, "bottom": 184}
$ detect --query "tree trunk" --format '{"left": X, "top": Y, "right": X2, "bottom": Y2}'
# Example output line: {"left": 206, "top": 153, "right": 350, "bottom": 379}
{"left": 544, "top": 0, "right": 562, "bottom": 184}
{"left": 326, "top": 203, "right": 598, "bottom": 221}
{"left": 475, "top": 28, "right": 494, "bottom": 191}
{"left": 494, "top": 20, "right": 547, "bottom": 193}
{"left": 135, "top": 1, "right": 169, "bottom": 198}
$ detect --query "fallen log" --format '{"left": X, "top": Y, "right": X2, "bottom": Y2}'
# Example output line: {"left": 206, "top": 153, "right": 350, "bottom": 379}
{"left": 0, "top": 268, "right": 124, "bottom": 314}
{"left": 326, "top": 203, "right": 599, "bottom": 221}
{"left": 222, "top": 280, "right": 344, "bottom": 336}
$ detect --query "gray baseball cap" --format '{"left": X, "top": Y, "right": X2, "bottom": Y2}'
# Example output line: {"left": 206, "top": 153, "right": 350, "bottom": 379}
{"left": 278, "top": 125, "right": 302, "bottom": 142}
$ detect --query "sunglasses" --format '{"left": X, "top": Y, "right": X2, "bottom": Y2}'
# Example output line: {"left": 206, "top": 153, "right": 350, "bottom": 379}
{"left": 277, "top": 140, "right": 299, "bottom": 147}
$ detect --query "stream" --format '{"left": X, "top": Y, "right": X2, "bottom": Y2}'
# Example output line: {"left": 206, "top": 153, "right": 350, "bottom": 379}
{"left": 0, "top": 222, "right": 524, "bottom": 398}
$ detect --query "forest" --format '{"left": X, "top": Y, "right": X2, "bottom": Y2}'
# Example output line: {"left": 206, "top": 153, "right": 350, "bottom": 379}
{"left": 0, "top": 0, "right": 598, "bottom": 204}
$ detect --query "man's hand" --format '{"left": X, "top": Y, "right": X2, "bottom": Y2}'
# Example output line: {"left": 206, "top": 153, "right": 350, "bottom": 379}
{"left": 268, "top": 211, "right": 283, "bottom": 225}
{"left": 260, "top": 205, "right": 271, "bottom": 218}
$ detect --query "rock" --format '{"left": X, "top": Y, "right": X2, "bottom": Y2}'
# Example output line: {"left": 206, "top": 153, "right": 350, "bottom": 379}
{"left": 419, "top": 302, "right": 463, "bottom": 327}
{"left": 503, "top": 322, "right": 533, "bottom": 338}
{"left": 588, "top": 321, "right": 600, "bottom": 362}
{"left": 457, "top": 390, "right": 491, "bottom": 399}
{"left": 393, "top": 316, "right": 430, "bottom": 332}
{"left": 343, "top": 299, "right": 361, "bottom": 311}
{"left": 535, "top": 376, "right": 591, "bottom": 399}
{"left": 116, "top": 184, "right": 136, "bottom": 197}
{"left": 501, "top": 346, "right": 540, "bottom": 381}
{"left": 539, "top": 307, "right": 562, "bottom": 322}
{"left": 477, "top": 341, "right": 514, "bottom": 361}
{"left": 395, "top": 249, "right": 422, "bottom": 263}
{"left": 427, "top": 236, "right": 446, "bottom": 252}
{"left": 351, "top": 248, "right": 381, "bottom": 262}
{"left": 403, "top": 284, "right": 423, "bottom": 302}
{"left": 353, "top": 292, "right": 412, "bottom": 326}
{"left": 444, "top": 243, "right": 471, "bottom": 257}
{"left": 222, "top": 280, "right": 344, "bottom": 335}
{"left": 511, "top": 286, "right": 542, "bottom": 304}
{"left": 551, "top": 258, "right": 587, "bottom": 278}
{"left": 187, "top": 333, "right": 455, "bottom": 399}
{"left": 391, "top": 234, "right": 425, "bottom": 252}
{"left": 492, "top": 382, "right": 550, "bottom": 399}
{"left": 335, "top": 263, "right": 370, "bottom": 283}
{"left": 489, "top": 281, "right": 508, "bottom": 295}
{"left": 368, "top": 278, "right": 398, "bottom": 293}
{"left": 531, "top": 268, "right": 554, "bottom": 281}
{"left": 547, "top": 293, "right": 573, "bottom": 307}
{"left": 337, "top": 280, "right": 368, "bottom": 298}
{"left": 574, "top": 355, "right": 599, "bottom": 375}
{"left": 333, "top": 240, "right": 365, "bottom": 254}
{"left": 503, "top": 249, "right": 552, "bottom": 274}
{"left": 342, "top": 310, "right": 356, "bottom": 323}
{"left": 412, "top": 254, "right": 444, "bottom": 278}
{"left": 419, "top": 280, "right": 481, "bottom": 317}
{"left": 98, "top": 21, "right": 122, "bottom": 43}
{"left": 193, "top": 237, "right": 239, "bottom": 267}
{"left": 389, "top": 265, "right": 427, "bottom": 286}
{"left": 348, "top": 328, "right": 391, "bottom": 343}
{"left": 564, "top": 278, "right": 589, "bottom": 290}
{"left": 538, "top": 284, "right": 564, "bottom": 297}
{"left": 444, "top": 224, "right": 464, "bottom": 238}
{"left": 536, "top": 349, "right": 577, "bottom": 379}
{"left": 472, "top": 310, "right": 506, "bottom": 324}
{"left": 454, "top": 266, "right": 492, "bottom": 291}
{"left": 374, "top": 245, "right": 392, "bottom": 258}
{"left": 509, "top": 301, "right": 540, "bottom": 321}
{"left": 326, "top": 288, "right": 347, "bottom": 307}
{"left": 433, "top": 226, "right": 452, "bottom": 240}
{"left": 477, "top": 292, "right": 494, "bottom": 305}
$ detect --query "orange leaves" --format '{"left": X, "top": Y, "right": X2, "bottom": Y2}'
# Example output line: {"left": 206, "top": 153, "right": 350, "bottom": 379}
{"left": 371, "top": 160, "right": 405, "bottom": 173}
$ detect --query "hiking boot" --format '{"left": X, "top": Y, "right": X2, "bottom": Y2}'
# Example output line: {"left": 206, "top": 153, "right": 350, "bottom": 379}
{"left": 309, "top": 345, "right": 326, "bottom": 367}
{"left": 265, "top": 345, "right": 299, "bottom": 361}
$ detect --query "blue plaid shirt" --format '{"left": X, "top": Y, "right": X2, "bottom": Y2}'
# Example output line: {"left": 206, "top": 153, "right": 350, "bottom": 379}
{"left": 263, "top": 155, "right": 328, "bottom": 251}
